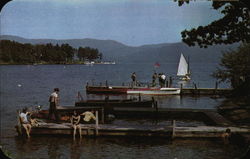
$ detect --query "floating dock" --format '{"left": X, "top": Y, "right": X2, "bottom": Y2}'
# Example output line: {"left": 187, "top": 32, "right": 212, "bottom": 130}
{"left": 17, "top": 122, "right": 250, "bottom": 138}
{"left": 16, "top": 107, "right": 250, "bottom": 140}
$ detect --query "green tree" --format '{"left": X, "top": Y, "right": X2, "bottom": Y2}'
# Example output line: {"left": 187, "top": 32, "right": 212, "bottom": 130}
{"left": 213, "top": 43, "right": 250, "bottom": 96}
{"left": 176, "top": 0, "right": 249, "bottom": 48}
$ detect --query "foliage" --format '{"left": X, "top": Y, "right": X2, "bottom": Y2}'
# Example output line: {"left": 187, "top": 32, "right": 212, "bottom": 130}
{"left": 213, "top": 43, "right": 250, "bottom": 96}
{"left": 78, "top": 47, "right": 102, "bottom": 61}
{"left": 0, "top": 40, "right": 102, "bottom": 64}
{"left": 176, "top": 0, "right": 250, "bottom": 48}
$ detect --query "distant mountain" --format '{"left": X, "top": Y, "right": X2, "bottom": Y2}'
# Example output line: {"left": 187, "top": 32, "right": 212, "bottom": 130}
{"left": 1, "top": 35, "right": 239, "bottom": 63}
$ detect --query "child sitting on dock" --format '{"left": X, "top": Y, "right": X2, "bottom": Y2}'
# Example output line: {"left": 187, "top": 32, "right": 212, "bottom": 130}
{"left": 80, "top": 110, "right": 96, "bottom": 123}
{"left": 221, "top": 128, "right": 231, "bottom": 144}
{"left": 19, "top": 108, "right": 32, "bottom": 138}
{"left": 71, "top": 111, "right": 82, "bottom": 140}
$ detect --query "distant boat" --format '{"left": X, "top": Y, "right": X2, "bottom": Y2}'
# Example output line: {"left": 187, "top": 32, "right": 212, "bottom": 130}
{"left": 85, "top": 61, "right": 95, "bottom": 65}
{"left": 177, "top": 53, "right": 191, "bottom": 81}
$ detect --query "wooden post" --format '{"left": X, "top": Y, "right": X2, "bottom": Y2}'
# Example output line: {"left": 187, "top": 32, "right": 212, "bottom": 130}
{"left": 95, "top": 111, "right": 99, "bottom": 136}
{"left": 155, "top": 101, "right": 158, "bottom": 111}
{"left": 172, "top": 120, "right": 176, "bottom": 139}
{"left": 152, "top": 97, "right": 155, "bottom": 108}
{"left": 101, "top": 107, "right": 105, "bottom": 124}
{"left": 138, "top": 93, "right": 141, "bottom": 101}
{"left": 180, "top": 83, "right": 183, "bottom": 95}
{"left": 194, "top": 83, "right": 198, "bottom": 95}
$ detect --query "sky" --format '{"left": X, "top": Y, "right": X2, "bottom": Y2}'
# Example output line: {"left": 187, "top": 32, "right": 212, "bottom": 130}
{"left": 0, "top": 0, "right": 223, "bottom": 46}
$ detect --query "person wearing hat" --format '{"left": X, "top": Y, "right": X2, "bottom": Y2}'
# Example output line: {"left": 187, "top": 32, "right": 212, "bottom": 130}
{"left": 48, "top": 88, "right": 60, "bottom": 121}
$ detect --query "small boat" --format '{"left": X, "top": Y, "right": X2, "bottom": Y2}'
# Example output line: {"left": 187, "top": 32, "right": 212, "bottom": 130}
{"left": 75, "top": 98, "right": 154, "bottom": 108}
{"left": 177, "top": 53, "right": 191, "bottom": 81}
{"left": 127, "top": 87, "right": 181, "bottom": 95}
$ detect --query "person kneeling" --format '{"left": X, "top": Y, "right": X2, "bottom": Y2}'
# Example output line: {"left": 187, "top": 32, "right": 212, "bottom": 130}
{"left": 80, "top": 110, "right": 96, "bottom": 124}
{"left": 19, "top": 108, "right": 32, "bottom": 138}
{"left": 71, "top": 111, "right": 82, "bottom": 140}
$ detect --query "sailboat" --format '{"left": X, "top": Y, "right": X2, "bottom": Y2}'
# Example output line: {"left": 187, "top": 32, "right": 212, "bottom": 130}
{"left": 177, "top": 53, "right": 191, "bottom": 81}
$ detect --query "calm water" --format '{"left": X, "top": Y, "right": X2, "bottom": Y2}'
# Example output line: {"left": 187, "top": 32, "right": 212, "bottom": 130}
{"left": 0, "top": 64, "right": 242, "bottom": 159}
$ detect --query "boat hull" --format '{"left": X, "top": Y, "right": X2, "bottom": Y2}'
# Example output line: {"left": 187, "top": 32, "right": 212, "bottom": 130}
{"left": 127, "top": 87, "right": 181, "bottom": 95}
{"left": 86, "top": 86, "right": 129, "bottom": 94}
{"left": 86, "top": 86, "right": 148, "bottom": 94}
{"left": 75, "top": 100, "right": 154, "bottom": 108}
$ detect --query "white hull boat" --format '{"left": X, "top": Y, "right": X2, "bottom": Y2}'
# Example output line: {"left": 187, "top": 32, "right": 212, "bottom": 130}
{"left": 127, "top": 87, "right": 181, "bottom": 95}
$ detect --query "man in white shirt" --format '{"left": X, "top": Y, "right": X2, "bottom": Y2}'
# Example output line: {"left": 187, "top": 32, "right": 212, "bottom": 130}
{"left": 19, "top": 108, "right": 32, "bottom": 138}
{"left": 160, "top": 73, "right": 166, "bottom": 87}
{"left": 48, "top": 88, "right": 60, "bottom": 121}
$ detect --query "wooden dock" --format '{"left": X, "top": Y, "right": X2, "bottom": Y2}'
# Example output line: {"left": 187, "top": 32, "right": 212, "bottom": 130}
{"left": 19, "top": 122, "right": 250, "bottom": 138}
{"left": 112, "top": 107, "right": 231, "bottom": 126}
{"left": 181, "top": 88, "right": 233, "bottom": 95}
{"left": 35, "top": 107, "right": 234, "bottom": 127}
{"left": 16, "top": 107, "right": 250, "bottom": 139}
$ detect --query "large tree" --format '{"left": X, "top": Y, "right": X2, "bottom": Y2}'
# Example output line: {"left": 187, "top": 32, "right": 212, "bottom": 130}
{"left": 213, "top": 43, "right": 250, "bottom": 95}
{"left": 176, "top": 0, "right": 250, "bottom": 48}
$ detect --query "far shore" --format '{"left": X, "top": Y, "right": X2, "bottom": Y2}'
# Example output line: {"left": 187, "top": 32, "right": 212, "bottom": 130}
{"left": 0, "top": 61, "right": 116, "bottom": 65}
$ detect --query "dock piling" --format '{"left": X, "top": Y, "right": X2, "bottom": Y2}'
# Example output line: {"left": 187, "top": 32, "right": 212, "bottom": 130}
{"left": 172, "top": 120, "right": 176, "bottom": 139}
{"left": 180, "top": 83, "right": 183, "bottom": 95}
{"left": 95, "top": 111, "right": 99, "bottom": 136}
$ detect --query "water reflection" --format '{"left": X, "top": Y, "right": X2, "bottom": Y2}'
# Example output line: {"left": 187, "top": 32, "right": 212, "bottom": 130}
{"left": 13, "top": 136, "right": 244, "bottom": 159}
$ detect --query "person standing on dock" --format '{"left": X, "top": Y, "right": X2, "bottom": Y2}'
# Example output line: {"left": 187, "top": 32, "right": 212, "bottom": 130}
{"left": 19, "top": 108, "right": 32, "bottom": 138}
{"left": 48, "top": 88, "right": 60, "bottom": 121}
{"left": 71, "top": 111, "right": 82, "bottom": 140}
{"left": 152, "top": 72, "right": 157, "bottom": 87}
{"left": 131, "top": 72, "right": 136, "bottom": 87}
{"left": 161, "top": 73, "right": 166, "bottom": 87}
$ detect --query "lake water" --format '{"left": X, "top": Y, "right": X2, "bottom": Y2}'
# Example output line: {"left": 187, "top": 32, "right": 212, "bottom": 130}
{"left": 0, "top": 64, "right": 243, "bottom": 159}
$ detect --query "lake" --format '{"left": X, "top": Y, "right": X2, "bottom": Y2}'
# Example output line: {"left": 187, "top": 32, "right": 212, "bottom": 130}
{"left": 0, "top": 63, "right": 243, "bottom": 159}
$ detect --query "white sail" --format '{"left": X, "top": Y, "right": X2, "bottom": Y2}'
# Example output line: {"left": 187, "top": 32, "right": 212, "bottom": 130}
{"left": 177, "top": 53, "right": 189, "bottom": 76}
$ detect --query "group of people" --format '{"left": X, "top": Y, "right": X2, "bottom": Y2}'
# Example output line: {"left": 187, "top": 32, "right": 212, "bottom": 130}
{"left": 19, "top": 88, "right": 96, "bottom": 140}
{"left": 155, "top": 73, "right": 167, "bottom": 87}
{"left": 131, "top": 72, "right": 172, "bottom": 88}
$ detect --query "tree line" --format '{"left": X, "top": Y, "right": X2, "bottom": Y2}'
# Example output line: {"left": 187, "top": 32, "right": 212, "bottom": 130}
{"left": 0, "top": 40, "right": 102, "bottom": 64}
